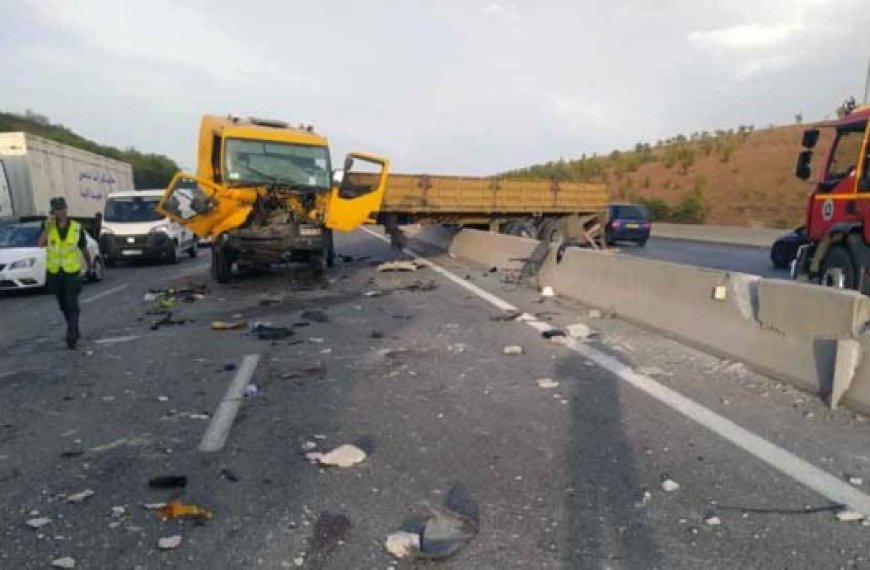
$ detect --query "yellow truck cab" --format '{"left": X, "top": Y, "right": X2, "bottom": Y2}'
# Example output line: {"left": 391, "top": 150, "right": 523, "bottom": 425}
{"left": 159, "top": 115, "right": 388, "bottom": 282}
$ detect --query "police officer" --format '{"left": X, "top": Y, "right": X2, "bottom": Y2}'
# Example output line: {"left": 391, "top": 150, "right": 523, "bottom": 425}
{"left": 37, "top": 197, "right": 93, "bottom": 349}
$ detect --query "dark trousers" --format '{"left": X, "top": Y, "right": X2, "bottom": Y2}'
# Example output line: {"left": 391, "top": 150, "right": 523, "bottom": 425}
{"left": 47, "top": 272, "right": 82, "bottom": 337}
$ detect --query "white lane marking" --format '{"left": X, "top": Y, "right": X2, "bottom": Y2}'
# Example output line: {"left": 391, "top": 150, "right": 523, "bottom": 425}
{"left": 360, "top": 226, "right": 870, "bottom": 515}
{"left": 199, "top": 354, "right": 260, "bottom": 453}
{"left": 81, "top": 284, "right": 129, "bottom": 304}
{"left": 94, "top": 335, "right": 140, "bottom": 345}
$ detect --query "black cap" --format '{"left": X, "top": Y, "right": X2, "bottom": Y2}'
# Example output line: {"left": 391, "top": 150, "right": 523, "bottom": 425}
{"left": 49, "top": 197, "right": 67, "bottom": 212}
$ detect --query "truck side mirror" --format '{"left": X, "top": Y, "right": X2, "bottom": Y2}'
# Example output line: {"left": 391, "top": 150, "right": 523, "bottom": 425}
{"left": 795, "top": 150, "right": 812, "bottom": 180}
{"left": 801, "top": 128, "right": 820, "bottom": 149}
{"left": 331, "top": 169, "right": 345, "bottom": 186}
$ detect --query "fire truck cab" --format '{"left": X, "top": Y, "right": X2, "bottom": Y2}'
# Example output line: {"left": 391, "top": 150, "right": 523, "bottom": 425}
{"left": 793, "top": 103, "right": 870, "bottom": 292}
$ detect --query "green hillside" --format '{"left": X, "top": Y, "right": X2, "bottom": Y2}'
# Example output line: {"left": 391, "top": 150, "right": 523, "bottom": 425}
{"left": 0, "top": 111, "right": 178, "bottom": 188}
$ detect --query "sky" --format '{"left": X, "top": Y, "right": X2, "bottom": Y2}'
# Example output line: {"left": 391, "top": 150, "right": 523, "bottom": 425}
{"left": 1, "top": 0, "right": 868, "bottom": 174}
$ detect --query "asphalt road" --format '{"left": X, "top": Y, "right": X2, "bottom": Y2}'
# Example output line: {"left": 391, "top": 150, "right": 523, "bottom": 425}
{"left": 2, "top": 231, "right": 869, "bottom": 569}
{"left": 618, "top": 237, "right": 790, "bottom": 279}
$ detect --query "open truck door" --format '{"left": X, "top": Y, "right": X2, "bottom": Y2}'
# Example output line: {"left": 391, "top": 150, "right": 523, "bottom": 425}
{"left": 158, "top": 172, "right": 254, "bottom": 239}
{"left": 325, "top": 152, "right": 389, "bottom": 231}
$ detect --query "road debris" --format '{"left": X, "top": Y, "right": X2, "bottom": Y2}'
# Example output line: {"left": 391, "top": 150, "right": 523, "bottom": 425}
{"left": 387, "top": 483, "right": 479, "bottom": 560}
{"left": 635, "top": 366, "right": 673, "bottom": 377}
{"left": 703, "top": 516, "right": 722, "bottom": 526}
{"left": 65, "top": 489, "right": 95, "bottom": 504}
{"left": 634, "top": 490, "right": 652, "bottom": 508}
{"left": 363, "top": 290, "right": 383, "bottom": 298}
{"left": 447, "top": 343, "right": 468, "bottom": 353}
{"left": 149, "top": 475, "right": 187, "bottom": 489}
{"left": 251, "top": 322, "right": 294, "bottom": 340}
{"left": 541, "top": 329, "right": 566, "bottom": 340}
{"left": 224, "top": 362, "right": 237, "bottom": 371}
{"left": 307, "top": 444, "right": 367, "bottom": 468}
{"left": 536, "top": 378, "right": 559, "bottom": 389}
{"left": 259, "top": 297, "right": 282, "bottom": 306}
{"left": 503, "top": 345, "right": 524, "bottom": 355}
{"left": 541, "top": 286, "right": 555, "bottom": 297}
{"left": 158, "top": 500, "right": 214, "bottom": 522}
{"left": 490, "top": 310, "right": 523, "bottom": 322}
{"left": 157, "top": 395, "right": 170, "bottom": 403}
{"left": 219, "top": 468, "right": 239, "bottom": 482}
{"left": 111, "top": 506, "right": 126, "bottom": 517}
{"left": 588, "top": 309, "right": 602, "bottom": 319}
{"left": 836, "top": 509, "right": 865, "bottom": 522}
{"left": 848, "top": 476, "right": 864, "bottom": 486}
{"left": 282, "top": 364, "right": 326, "bottom": 379}
{"left": 211, "top": 320, "right": 247, "bottom": 331}
{"left": 385, "top": 532, "right": 421, "bottom": 558}
{"left": 158, "top": 535, "right": 183, "bottom": 550}
{"left": 25, "top": 517, "right": 51, "bottom": 529}
{"left": 377, "top": 260, "right": 420, "bottom": 272}
{"left": 310, "top": 512, "right": 351, "bottom": 557}
{"left": 300, "top": 309, "right": 329, "bottom": 323}
{"left": 370, "top": 330, "right": 384, "bottom": 339}
{"left": 51, "top": 557, "right": 76, "bottom": 569}
{"left": 566, "top": 322, "right": 597, "bottom": 340}
{"left": 141, "top": 502, "right": 167, "bottom": 511}
{"left": 660, "top": 479, "right": 680, "bottom": 492}
{"left": 150, "top": 313, "right": 188, "bottom": 330}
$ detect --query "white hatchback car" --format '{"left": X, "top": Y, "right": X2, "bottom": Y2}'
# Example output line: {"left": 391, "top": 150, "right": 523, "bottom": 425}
{"left": 0, "top": 219, "right": 105, "bottom": 291}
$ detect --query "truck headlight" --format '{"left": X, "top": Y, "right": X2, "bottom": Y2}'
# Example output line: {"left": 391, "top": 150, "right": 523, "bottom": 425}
{"left": 9, "top": 258, "right": 36, "bottom": 269}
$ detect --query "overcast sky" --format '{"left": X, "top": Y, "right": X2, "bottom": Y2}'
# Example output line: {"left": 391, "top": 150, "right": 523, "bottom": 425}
{"left": 1, "top": 0, "right": 868, "bottom": 174}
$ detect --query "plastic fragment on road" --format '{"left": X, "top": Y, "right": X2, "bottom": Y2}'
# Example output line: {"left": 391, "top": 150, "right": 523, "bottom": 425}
{"left": 158, "top": 535, "right": 183, "bottom": 550}
{"left": 536, "top": 378, "right": 559, "bottom": 389}
{"left": 377, "top": 261, "right": 419, "bottom": 272}
{"left": 385, "top": 531, "right": 421, "bottom": 558}
{"left": 704, "top": 516, "right": 722, "bottom": 526}
{"left": 25, "top": 517, "right": 51, "bottom": 529}
{"left": 65, "top": 489, "right": 94, "bottom": 504}
{"left": 111, "top": 506, "right": 126, "bottom": 517}
{"left": 541, "top": 329, "right": 566, "bottom": 340}
{"left": 51, "top": 557, "right": 76, "bottom": 569}
{"left": 211, "top": 320, "right": 247, "bottom": 331}
{"left": 503, "top": 345, "right": 524, "bottom": 355}
{"left": 158, "top": 500, "right": 213, "bottom": 522}
{"left": 541, "top": 286, "right": 555, "bottom": 297}
{"left": 363, "top": 290, "right": 383, "bottom": 297}
{"left": 566, "top": 323, "right": 596, "bottom": 340}
{"left": 244, "top": 383, "right": 260, "bottom": 397}
{"left": 836, "top": 510, "right": 865, "bottom": 522}
{"left": 447, "top": 343, "right": 467, "bottom": 353}
{"left": 308, "top": 444, "right": 367, "bottom": 468}
{"left": 660, "top": 479, "right": 680, "bottom": 492}
{"left": 251, "top": 323, "right": 294, "bottom": 340}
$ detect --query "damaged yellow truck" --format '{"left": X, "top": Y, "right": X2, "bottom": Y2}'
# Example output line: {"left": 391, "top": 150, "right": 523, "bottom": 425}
{"left": 158, "top": 115, "right": 389, "bottom": 282}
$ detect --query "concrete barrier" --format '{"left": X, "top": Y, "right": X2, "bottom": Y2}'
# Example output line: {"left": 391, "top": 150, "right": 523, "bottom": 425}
{"left": 447, "top": 229, "right": 543, "bottom": 272}
{"left": 652, "top": 223, "right": 784, "bottom": 248}
{"left": 401, "top": 227, "right": 870, "bottom": 415}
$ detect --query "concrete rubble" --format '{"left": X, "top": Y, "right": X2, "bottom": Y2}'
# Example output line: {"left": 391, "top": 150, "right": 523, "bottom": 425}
{"left": 307, "top": 444, "right": 367, "bottom": 468}
{"left": 158, "top": 535, "right": 183, "bottom": 550}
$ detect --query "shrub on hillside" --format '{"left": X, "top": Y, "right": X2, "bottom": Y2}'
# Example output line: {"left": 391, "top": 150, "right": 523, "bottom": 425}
{"left": 669, "top": 188, "right": 709, "bottom": 223}
{"left": 637, "top": 197, "right": 670, "bottom": 221}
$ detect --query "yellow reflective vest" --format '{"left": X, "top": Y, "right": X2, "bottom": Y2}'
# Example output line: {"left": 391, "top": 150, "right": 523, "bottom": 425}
{"left": 46, "top": 220, "right": 82, "bottom": 274}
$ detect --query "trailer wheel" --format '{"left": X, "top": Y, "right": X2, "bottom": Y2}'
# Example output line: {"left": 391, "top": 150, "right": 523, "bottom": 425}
{"left": 538, "top": 219, "right": 567, "bottom": 246}
{"left": 819, "top": 245, "right": 857, "bottom": 290}
{"left": 211, "top": 243, "right": 232, "bottom": 284}
{"left": 325, "top": 229, "right": 335, "bottom": 268}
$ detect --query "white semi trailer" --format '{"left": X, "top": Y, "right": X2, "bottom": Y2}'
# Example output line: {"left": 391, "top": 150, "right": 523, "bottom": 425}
{"left": 0, "top": 132, "right": 134, "bottom": 219}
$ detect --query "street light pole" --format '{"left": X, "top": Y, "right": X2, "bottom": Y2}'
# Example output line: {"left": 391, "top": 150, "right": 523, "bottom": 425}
{"left": 864, "top": 55, "right": 870, "bottom": 104}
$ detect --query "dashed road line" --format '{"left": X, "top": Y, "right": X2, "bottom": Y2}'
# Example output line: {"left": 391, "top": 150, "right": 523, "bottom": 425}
{"left": 81, "top": 284, "right": 129, "bottom": 304}
{"left": 360, "top": 226, "right": 870, "bottom": 515}
{"left": 199, "top": 354, "right": 260, "bottom": 453}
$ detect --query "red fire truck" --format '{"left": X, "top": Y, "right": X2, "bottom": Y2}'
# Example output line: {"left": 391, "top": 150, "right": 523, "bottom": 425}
{"left": 793, "top": 101, "right": 870, "bottom": 291}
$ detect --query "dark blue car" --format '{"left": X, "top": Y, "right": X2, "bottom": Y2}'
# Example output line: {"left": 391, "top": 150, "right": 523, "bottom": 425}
{"left": 605, "top": 203, "right": 651, "bottom": 247}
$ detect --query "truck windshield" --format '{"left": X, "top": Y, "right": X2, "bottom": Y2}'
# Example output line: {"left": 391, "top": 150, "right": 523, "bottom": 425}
{"left": 828, "top": 126, "right": 866, "bottom": 182}
{"left": 224, "top": 139, "right": 331, "bottom": 190}
{"left": 104, "top": 196, "right": 164, "bottom": 222}
{"left": 0, "top": 222, "right": 41, "bottom": 248}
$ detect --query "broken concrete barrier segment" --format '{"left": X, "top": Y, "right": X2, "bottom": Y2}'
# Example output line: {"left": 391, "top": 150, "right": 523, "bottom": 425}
{"left": 199, "top": 354, "right": 261, "bottom": 453}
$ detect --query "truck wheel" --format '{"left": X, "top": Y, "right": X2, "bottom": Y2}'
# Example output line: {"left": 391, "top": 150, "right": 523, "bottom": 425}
{"left": 325, "top": 230, "right": 335, "bottom": 268}
{"left": 188, "top": 240, "right": 198, "bottom": 258}
{"left": 211, "top": 244, "right": 231, "bottom": 283}
{"left": 819, "top": 245, "right": 857, "bottom": 289}
{"left": 309, "top": 251, "right": 326, "bottom": 277}
{"left": 167, "top": 240, "right": 180, "bottom": 265}
{"left": 538, "top": 219, "right": 567, "bottom": 246}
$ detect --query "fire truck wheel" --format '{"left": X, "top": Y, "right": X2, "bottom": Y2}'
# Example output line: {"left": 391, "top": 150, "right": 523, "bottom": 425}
{"left": 819, "top": 245, "right": 857, "bottom": 290}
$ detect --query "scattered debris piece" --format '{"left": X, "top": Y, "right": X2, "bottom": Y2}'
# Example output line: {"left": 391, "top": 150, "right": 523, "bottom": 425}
{"left": 370, "top": 331, "right": 384, "bottom": 339}
{"left": 51, "top": 557, "right": 76, "bottom": 569}
{"left": 635, "top": 366, "right": 673, "bottom": 377}
{"left": 311, "top": 512, "right": 351, "bottom": 556}
{"left": 308, "top": 337, "right": 325, "bottom": 344}
{"left": 502, "top": 345, "right": 524, "bottom": 355}
{"left": 60, "top": 449, "right": 84, "bottom": 459}
{"left": 149, "top": 475, "right": 187, "bottom": 489}
{"left": 65, "top": 489, "right": 95, "bottom": 504}
{"left": 142, "top": 293, "right": 157, "bottom": 303}
{"left": 703, "top": 516, "right": 722, "bottom": 526}
{"left": 251, "top": 323, "right": 294, "bottom": 340}
{"left": 141, "top": 503, "right": 167, "bottom": 511}
{"left": 157, "top": 395, "right": 170, "bottom": 403}
{"left": 111, "top": 506, "right": 126, "bottom": 518}
{"left": 541, "top": 329, "right": 566, "bottom": 340}
{"left": 588, "top": 309, "right": 602, "bottom": 319}
{"left": 301, "top": 441, "right": 318, "bottom": 451}
{"left": 386, "top": 531, "right": 421, "bottom": 558}
{"left": 245, "top": 383, "right": 260, "bottom": 397}
{"left": 536, "top": 378, "right": 559, "bottom": 389}
{"left": 447, "top": 343, "right": 467, "bottom": 353}
{"left": 309, "top": 444, "right": 367, "bottom": 468}
{"left": 541, "top": 286, "right": 555, "bottom": 298}
{"left": 258, "top": 297, "right": 282, "bottom": 306}
{"left": 490, "top": 311, "right": 523, "bottom": 322}
{"left": 836, "top": 510, "right": 865, "bottom": 522}
{"left": 158, "top": 535, "right": 183, "bottom": 550}
{"left": 150, "top": 313, "right": 188, "bottom": 330}
{"left": 660, "top": 479, "right": 680, "bottom": 493}
{"left": 224, "top": 362, "right": 237, "bottom": 372}
{"left": 211, "top": 320, "right": 247, "bottom": 331}
{"left": 219, "top": 468, "right": 239, "bottom": 482}
{"left": 634, "top": 490, "right": 652, "bottom": 508}
{"left": 566, "top": 323, "right": 596, "bottom": 340}
{"left": 25, "top": 517, "right": 51, "bottom": 529}
{"left": 849, "top": 476, "right": 864, "bottom": 486}
{"left": 377, "top": 260, "right": 419, "bottom": 272}
{"left": 158, "top": 500, "right": 214, "bottom": 522}
{"left": 363, "top": 290, "right": 383, "bottom": 298}
{"left": 282, "top": 364, "right": 325, "bottom": 379}
{"left": 300, "top": 309, "right": 329, "bottom": 323}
